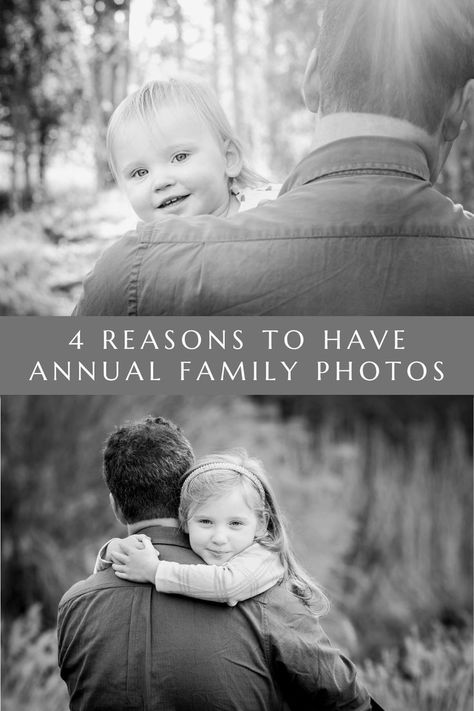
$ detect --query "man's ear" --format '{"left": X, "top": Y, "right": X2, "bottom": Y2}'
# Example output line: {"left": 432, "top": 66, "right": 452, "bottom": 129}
{"left": 224, "top": 139, "right": 243, "bottom": 179}
{"left": 109, "top": 492, "right": 127, "bottom": 525}
{"left": 442, "top": 79, "right": 474, "bottom": 142}
{"left": 302, "top": 47, "right": 320, "bottom": 114}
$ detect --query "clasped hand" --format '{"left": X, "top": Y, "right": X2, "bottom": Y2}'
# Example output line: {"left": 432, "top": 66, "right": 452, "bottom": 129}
{"left": 107, "top": 534, "right": 159, "bottom": 583}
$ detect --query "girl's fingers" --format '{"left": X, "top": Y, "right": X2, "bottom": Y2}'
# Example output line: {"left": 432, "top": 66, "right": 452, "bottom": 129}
{"left": 143, "top": 538, "right": 158, "bottom": 554}
{"left": 124, "top": 534, "right": 151, "bottom": 550}
{"left": 110, "top": 551, "right": 128, "bottom": 564}
{"left": 114, "top": 571, "right": 131, "bottom": 580}
{"left": 112, "top": 563, "right": 127, "bottom": 573}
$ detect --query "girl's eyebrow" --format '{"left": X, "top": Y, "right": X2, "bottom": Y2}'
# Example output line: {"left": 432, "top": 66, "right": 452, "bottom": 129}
{"left": 228, "top": 514, "right": 250, "bottom": 521}
{"left": 165, "top": 141, "right": 198, "bottom": 151}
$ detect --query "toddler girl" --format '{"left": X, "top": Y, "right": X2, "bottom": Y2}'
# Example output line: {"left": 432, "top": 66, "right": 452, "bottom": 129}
{"left": 107, "top": 78, "right": 274, "bottom": 224}
{"left": 103, "top": 452, "right": 329, "bottom": 614}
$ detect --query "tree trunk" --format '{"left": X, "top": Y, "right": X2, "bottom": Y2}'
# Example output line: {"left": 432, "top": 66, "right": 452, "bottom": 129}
{"left": 10, "top": 132, "right": 19, "bottom": 214}
{"left": 21, "top": 124, "right": 34, "bottom": 209}
{"left": 265, "top": 0, "right": 279, "bottom": 172}
{"left": 222, "top": 0, "right": 242, "bottom": 135}
{"left": 211, "top": 0, "right": 222, "bottom": 95}
{"left": 91, "top": 0, "right": 131, "bottom": 189}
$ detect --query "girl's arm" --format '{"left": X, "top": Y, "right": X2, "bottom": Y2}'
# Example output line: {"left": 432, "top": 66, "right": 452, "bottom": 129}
{"left": 112, "top": 538, "right": 284, "bottom": 606}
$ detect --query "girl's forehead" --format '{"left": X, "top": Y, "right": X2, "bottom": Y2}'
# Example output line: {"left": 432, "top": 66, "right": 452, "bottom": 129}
{"left": 190, "top": 482, "right": 259, "bottom": 514}
{"left": 138, "top": 101, "right": 218, "bottom": 141}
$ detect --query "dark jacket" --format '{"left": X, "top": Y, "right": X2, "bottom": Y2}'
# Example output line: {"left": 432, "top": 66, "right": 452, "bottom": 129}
{"left": 73, "top": 136, "right": 474, "bottom": 316}
{"left": 58, "top": 525, "right": 371, "bottom": 710}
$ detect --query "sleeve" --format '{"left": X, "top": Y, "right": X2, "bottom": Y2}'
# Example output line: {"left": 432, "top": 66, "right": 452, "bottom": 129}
{"left": 265, "top": 595, "right": 371, "bottom": 711}
{"left": 154, "top": 543, "right": 284, "bottom": 606}
{"left": 92, "top": 540, "right": 114, "bottom": 573}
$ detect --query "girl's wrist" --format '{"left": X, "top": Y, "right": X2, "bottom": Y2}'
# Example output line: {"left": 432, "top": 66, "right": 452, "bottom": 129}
{"left": 146, "top": 558, "right": 159, "bottom": 584}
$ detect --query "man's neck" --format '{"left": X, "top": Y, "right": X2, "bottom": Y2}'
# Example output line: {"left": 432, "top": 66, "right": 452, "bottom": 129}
{"left": 127, "top": 517, "right": 179, "bottom": 534}
{"left": 311, "top": 113, "right": 441, "bottom": 180}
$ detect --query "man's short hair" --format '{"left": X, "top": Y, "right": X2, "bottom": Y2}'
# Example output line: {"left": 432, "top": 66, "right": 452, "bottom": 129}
{"left": 103, "top": 416, "right": 194, "bottom": 522}
{"left": 318, "top": 0, "right": 474, "bottom": 133}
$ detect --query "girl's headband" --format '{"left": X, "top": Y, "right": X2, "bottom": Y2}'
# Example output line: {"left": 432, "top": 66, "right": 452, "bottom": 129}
{"left": 183, "top": 462, "right": 266, "bottom": 501}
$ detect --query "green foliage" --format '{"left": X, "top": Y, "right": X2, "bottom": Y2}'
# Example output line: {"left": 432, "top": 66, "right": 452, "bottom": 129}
{"left": 0, "top": 0, "right": 89, "bottom": 206}
{"left": 0, "top": 189, "right": 134, "bottom": 314}
{"left": 339, "top": 420, "right": 473, "bottom": 656}
{"left": 1, "top": 605, "right": 69, "bottom": 711}
{"left": 362, "top": 626, "right": 473, "bottom": 711}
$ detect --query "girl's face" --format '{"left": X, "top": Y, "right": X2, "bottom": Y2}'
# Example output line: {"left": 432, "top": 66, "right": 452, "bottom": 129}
{"left": 112, "top": 103, "right": 239, "bottom": 223}
{"left": 186, "top": 486, "right": 264, "bottom": 565}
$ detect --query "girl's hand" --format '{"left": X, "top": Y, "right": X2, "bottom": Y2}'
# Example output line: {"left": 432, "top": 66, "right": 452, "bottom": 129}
{"left": 111, "top": 535, "right": 159, "bottom": 583}
{"left": 104, "top": 537, "right": 126, "bottom": 560}
{"left": 107, "top": 534, "right": 151, "bottom": 562}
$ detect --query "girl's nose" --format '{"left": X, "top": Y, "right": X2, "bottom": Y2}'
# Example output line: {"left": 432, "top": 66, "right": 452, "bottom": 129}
{"left": 152, "top": 169, "right": 176, "bottom": 192}
{"left": 211, "top": 528, "right": 228, "bottom": 545}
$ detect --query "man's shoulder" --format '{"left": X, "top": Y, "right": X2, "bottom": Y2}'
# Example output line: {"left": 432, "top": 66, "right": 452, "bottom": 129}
{"left": 250, "top": 580, "right": 315, "bottom": 620}
{"left": 74, "top": 229, "right": 140, "bottom": 315}
{"left": 59, "top": 567, "right": 132, "bottom": 609}
{"left": 93, "top": 228, "right": 141, "bottom": 274}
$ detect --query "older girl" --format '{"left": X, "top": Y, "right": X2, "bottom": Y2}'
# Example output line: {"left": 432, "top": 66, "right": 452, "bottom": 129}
{"left": 106, "top": 451, "right": 329, "bottom": 614}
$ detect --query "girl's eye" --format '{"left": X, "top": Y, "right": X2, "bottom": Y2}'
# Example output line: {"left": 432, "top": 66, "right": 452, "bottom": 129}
{"left": 172, "top": 152, "right": 189, "bottom": 163}
{"left": 229, "top": 520, "right": 244, "bottom": 528}
{"left": 131, "top": 168, "right": 148, "bottom": 178}
{"left": 198, "top": 518, "right": 212, "bottom": 526}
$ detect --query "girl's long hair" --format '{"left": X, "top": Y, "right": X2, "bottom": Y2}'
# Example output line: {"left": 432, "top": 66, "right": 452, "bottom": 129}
{"left": 180, "top": 450, "right": 329, "bottom": 616}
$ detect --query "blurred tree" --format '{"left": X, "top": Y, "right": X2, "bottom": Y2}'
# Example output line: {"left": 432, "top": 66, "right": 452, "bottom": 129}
{"left": 84, "top": 0, "right": 131, "bottom": 188}
{"left": 0, "top": 0, "right": 89, "bottom": 211}
{"left": 222, "top": 0, "right": 242, "bottom": 134}
{"left": 261, "top": 395, "right": 473, "bottom": 446}
{"left": 260, "top": 0, "right": 324, "bottom": 174}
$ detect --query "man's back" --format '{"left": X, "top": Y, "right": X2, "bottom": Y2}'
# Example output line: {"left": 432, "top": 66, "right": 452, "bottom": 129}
{"left": 58, "top": 526, "right": 370, "bottom": 710}
{"left": 74, "top": 137, "right": 474, "bottom": 316}
{"left": 58, "top": 528, "right": 280, "bottom": 710}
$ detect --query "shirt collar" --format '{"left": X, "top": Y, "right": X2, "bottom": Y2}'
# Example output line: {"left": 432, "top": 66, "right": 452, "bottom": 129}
{"left": 280, "top": 136, "right": 431, "bottom": 194}
{"left": 128, "top": 517, "right": 178, "bottom": 533}
{"left": 132, "top": 523, "right": 190, "bottom": 548}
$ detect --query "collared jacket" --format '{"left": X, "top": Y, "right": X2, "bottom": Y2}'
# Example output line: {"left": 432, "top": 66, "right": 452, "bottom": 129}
{"left": 74, "top": 137, "right": 474, "bottom": 316}
{"left": 58, "top": 525, "right": 371, "bottom": 711}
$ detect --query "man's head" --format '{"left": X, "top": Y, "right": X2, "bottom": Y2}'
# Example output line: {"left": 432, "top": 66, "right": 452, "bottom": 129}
{"left": 304, "top": 0, "right": 474, "bottom": 138}
{"left": 103, "top": 416, "right": 194, "bottom": 523}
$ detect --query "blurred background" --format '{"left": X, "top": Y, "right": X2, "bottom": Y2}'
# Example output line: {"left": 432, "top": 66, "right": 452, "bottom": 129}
{"left": 1, "top": 0, "right": 474, "bottom": 315}
{"left": 1, "top": 394, "right": 473, "bottom": 710}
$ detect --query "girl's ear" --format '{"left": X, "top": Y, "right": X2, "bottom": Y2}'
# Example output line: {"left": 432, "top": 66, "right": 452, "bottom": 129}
{"left": 224, "top": 139, "right": 243, "bottom": 179}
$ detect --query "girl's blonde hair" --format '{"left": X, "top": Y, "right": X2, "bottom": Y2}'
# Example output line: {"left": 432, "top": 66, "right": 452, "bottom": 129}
{"left": 179, "top": 450, "right": 329, "bottom": 616}
{"left": 106, "top": 78, "right": 266, "bottom": 190}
